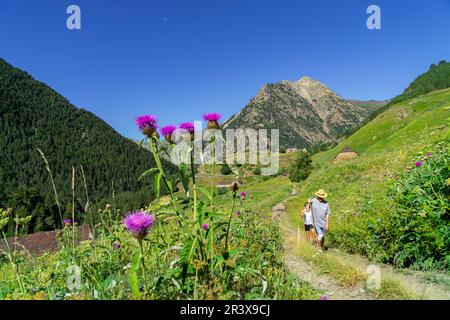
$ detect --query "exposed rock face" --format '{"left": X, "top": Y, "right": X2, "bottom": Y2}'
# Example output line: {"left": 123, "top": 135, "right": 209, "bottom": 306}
{"left": 223, "top": 76, "right": 378, "bottom": 148}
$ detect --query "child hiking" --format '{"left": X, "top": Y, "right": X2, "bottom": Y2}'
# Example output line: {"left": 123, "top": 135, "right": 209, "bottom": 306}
{"left": 302, "top": 199, "right": 315, "bottom": 244}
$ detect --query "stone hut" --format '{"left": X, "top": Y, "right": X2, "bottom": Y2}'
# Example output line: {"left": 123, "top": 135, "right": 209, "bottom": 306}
{"left": 334, "top": 146, "right": 359, "bottom": 162}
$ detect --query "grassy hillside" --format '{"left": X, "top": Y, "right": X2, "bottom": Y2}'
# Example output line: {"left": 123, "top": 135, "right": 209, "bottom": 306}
{"left": 390, "top": 60, "right": 450, "bottom": 105}
{"left": 285, "top": 88, "right": 450, "bottom": 271}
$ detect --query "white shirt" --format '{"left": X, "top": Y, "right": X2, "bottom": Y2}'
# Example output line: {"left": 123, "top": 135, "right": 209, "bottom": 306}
{"left": 303, "top": 209, "right": 313, "bottom": 225}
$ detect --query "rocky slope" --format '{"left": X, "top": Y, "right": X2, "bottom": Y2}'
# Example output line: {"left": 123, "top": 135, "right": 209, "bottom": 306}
{"left": 223, "top": 76, "right": 380, "bottom": 148}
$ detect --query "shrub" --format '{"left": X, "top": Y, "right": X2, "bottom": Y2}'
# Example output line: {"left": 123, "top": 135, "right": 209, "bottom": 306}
{"left": 253, "top": 167, "right": 261, "bottom": 176}
{"left": 216, "top": 187, "right": 229, "bottom": 195}
{"left": 373, "top": 143, "right": 450, "bottom": 270}
{"left": 331, "top": 143, "right": 450, "bottom": 271}
{"left": 288, "top": 151, "right": 312, "bottom": 183}
{"left": 277, "top": 167, "right": 288, "bottom": 176}
{"left": 221, "top": 164, "right": 232, "bottom": 175}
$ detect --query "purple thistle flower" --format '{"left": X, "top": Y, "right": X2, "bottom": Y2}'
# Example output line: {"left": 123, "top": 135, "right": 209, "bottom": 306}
{"left": 240, "top": 192, "right": 247, "bottom": 199}
{"left": 161, "top": 125, "right": 177, "bottom": 137}
{"left": 63, "top": 219, "right": 72, "bottom": 225}
{"left": 179, "top": 122, "right": 195, "bottom": 133}
{"left": 236, "top": 210, "right": 241, "bottom": 217}
{"left": 136, "top": 115, "right": 157, "bottom": 131}
{"left": 201, "top": 223, "right": 209, "bottom": 231}
{"left": 415, "top": 161, "right": 423, "bottom": 167}
{"left": 320, "top": 294, "right": 329, "bottom": 300}
{"left": 123, "top": 211, "right": 155, "bottom": 240}
{"left": 203, "top": 113, "right": 222, "bottom": 122}
{"left": 426, "top": 152, "right": 433, "bottom": 157}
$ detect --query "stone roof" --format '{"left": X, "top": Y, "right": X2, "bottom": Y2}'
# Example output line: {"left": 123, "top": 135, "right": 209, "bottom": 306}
{"left": 340, "top": 146, "right": 358, "bottom": 154}
{"left": 0, "top": 224, "right": 92, "bottom": 256}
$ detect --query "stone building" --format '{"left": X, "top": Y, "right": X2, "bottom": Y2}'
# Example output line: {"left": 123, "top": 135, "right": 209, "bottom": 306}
{"left": 334, "top": 146, "right": 359, "bottom": 162}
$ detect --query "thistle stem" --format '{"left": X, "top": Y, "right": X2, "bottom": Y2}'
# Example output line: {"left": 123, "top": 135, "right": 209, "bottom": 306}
{"left": 224, "top": 193, "right": 237, "bottom": 256}
{"left": 190, "top": 146, "right": 197, "bottom": 221}
{"left": 149, "top": 138, "right": 183, "bottom": 227}
{"left": 210, "top": 138, "right": 216, "bottom": 210}
{"left": 138, "top": 239, "right": 148, "bottom": 294}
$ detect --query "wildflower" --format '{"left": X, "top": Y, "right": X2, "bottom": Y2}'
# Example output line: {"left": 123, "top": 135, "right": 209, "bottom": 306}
{"left": 161, "top": 125, "right": 177, "bottom": 143}
{"left": 179, "top": 122, "right": 195, "bottom": 141}
{"left": 240, "top": 192, "right": 247, "bottom": 199}
{"left": 123, "top": 211, "right": 155, "bottom": 240}
{"left": 236, "top": 210, "right": 241, "bottom": 218}
{"left": 112, "top": 242, "right": 121, "bottom": 250}
{"left": 201, "top": 223, "right": 209, "bottom": 231}
{"left": 426, "top": 152, "right": 433, "bottom": 157}
{"left": 179, "top": 122, "right": 195, "bottom": 133}
{"left": 136, "top": 115, "right": 158, "bottom": 138}
{"left": 320, "top": 294, "right": 329, "bottom": 300}
{"left": 63, "top": 219, "right": 72, "bottom": 226}
{"left": 415, "top": 161, "right": 423, "bottom": 167}
{"left": 203, "top": 113, "right": 222, "bottom": 130}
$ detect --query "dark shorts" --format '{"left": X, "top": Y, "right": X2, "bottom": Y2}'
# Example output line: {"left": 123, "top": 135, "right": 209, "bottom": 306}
{"left": 304, "top": 224, "right": 313, "bottom": 231}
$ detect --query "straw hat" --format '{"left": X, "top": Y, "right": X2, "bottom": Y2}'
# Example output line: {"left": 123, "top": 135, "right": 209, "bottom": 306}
{"left": 315, "top": 189, "right": 328, "bottom": 199}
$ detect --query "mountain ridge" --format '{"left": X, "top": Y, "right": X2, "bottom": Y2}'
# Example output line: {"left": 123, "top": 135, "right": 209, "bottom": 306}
{"left": 223, "top": 76, "right": 380, "bottom": 148}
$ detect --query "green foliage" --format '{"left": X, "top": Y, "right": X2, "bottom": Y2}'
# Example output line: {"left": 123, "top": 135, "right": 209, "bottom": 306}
{"left": 279, "top": 147, "right": 287, "bottom": 153}
{"left": 0, "top": 175, "right": 319, "bottom": 300}
{"left": 253, "top": 166, "right": 261, "bottom": 176}
{"left": 390, "top": 60, "right": 450, "bottom": 105}
{"left": 0, "top": 208, "right": 11, "bottom": 230}
{"left": 0, "top": 59, "right": 176, "bottom": 233}
{"left": 310, "top": 141, "right": 337, "bottom": 154}
{"left": 1, "top": 187, "right": 58, "bottom": 236}
{"left": 288, "top": 151, "right": 312, "bottom": 183}
{"left": 371, "top": 143, "right": 449, "bottom": 270}
{"left": 216, "top": 187, "right": 229, "bottom": 196}
{"left": 220, "top": 164, "right": 232, "bottom": 175}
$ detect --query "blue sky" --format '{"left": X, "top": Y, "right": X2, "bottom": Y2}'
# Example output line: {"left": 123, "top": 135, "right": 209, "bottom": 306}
{"left": 1, "top": 0, "right": 449, "bottom": 140}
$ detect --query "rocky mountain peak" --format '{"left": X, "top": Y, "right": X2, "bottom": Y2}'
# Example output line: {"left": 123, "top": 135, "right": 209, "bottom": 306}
{"left": 223, "top": 75, "right": 381, "bottom": 148}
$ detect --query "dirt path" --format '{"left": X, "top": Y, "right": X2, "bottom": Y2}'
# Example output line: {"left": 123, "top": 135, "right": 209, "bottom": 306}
{"left": 273, "top": 199, "right": 374, "bottom": 300}
{"left": 273, "top": 188, "right": 450, "bottom": 300}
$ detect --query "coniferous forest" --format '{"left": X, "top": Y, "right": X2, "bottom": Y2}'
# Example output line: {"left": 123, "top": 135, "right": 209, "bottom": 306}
{"left": 0, "top": 59, "right": 175, "bottom": 236}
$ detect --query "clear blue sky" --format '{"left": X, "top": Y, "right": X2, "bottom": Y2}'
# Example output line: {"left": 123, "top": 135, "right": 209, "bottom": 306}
{"left": 1, "top": 0, "right": 449, "bottom": 140}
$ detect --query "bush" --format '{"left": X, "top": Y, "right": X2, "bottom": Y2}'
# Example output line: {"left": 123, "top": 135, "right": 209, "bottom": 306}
{"left": 216, "top": 187, "right": 229, "bottom": 195}
{"left": 288, "top": 151, "right": 312, "bottom": 183}
{"left": 277, "top": 167, "right": 288, "bottom": 176}
{"left": 331, "top": 143, "right": 450, "bottom": 271}
{"left": 253, "top": 167, "right": 261, "bottom": 176}
{"left": 373, "top": 143, "right": 450, "bottom": 270}
{"left": 221, "top": 164, "right": 232, "bottom": 175}
{"left": 280, "top": 147, "right": 287, "bottom": 154}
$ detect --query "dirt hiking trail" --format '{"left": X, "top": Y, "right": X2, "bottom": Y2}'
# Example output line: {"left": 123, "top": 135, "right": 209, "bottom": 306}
{"left": 272, "top": 188, "right": 450, "bottom": 300}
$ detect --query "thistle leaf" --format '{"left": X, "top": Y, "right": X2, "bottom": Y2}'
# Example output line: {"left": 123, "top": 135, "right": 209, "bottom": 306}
{"left": 138, "top": 168, "right": 159, "bottom": 181}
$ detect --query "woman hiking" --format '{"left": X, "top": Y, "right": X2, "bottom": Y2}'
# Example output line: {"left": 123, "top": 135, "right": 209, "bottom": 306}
{"left": 310, "top": 189, "right": 331, "bottom": 252}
